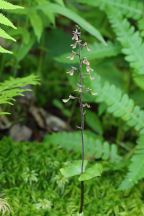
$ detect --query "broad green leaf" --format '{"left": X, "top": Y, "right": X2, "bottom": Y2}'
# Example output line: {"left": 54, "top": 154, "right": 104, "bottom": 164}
{"left": 35, "top": 0, "right": 55, "bottom": 25}
{"left": 54, "top": 0, "right": 64, "bottom": 6}
{"left": 103, "top": 142, "right": 110, "bottom": 160}
{"left": 9, "top": 27, "right": 30, "bottom": 45}
{"left": 60, "top": 160, "right": 88, "bottom": 178}
{"left": 79, "top": 163, "right": 102, "bottom": 181}
{"left": 36, "top": 2, "right": 106, "bottom": 44}
{"left": 29, "top": 10, "right": 43, "bottom": 42}
{"left": 85, "top": 111, "right": 103, "bottom": 135}
{"left": 14, "top": 37, "right": 35, "bottom": 62}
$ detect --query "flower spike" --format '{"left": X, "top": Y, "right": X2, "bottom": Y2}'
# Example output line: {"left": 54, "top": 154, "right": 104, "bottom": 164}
{"left": 63, "top": 24, "right": 96, "bottom": 213}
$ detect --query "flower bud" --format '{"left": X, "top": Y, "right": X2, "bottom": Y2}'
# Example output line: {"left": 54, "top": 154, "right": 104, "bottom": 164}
{"left": 86, "top": 66, "right": 93, "bottom": 72}
{"left": 67, "top": 54, "right": 74, "bottom": 60}
{"left": 83, "top": 57, "right": 90, "bottom": 66}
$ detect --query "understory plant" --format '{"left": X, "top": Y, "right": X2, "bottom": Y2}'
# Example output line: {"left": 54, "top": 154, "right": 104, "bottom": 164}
{"left": 61, "top": 25, "right": 102, "bottom": 214}
{"left": 0, "top": 0, "right": 39, "bottom": 116}
{"left": 47, "top": 0, "right": 144, "bottom": 195}
{"left": 0, "top": 1, "right": 38, "bottom": 214}
{"left": 1, "top": 0, "right": 144, "bottom": 215}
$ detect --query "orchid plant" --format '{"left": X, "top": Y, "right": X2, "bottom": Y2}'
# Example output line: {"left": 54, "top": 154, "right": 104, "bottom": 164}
{"left": 60, "top": 25, "right": 103, "bottom": 214}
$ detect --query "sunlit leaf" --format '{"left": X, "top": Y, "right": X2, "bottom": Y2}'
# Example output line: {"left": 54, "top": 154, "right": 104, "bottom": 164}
{"left": 79, "top": 163, "right": 102, "bottom": 181}
{"left": 60, "top": 160, "right": 88, "bottom": 178}
{"left": 36, "top": 2, "right": 106, "bottom": 44}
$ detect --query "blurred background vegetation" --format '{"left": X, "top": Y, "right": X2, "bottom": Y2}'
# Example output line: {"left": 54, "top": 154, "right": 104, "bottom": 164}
{"left": 1, "top": 0, "right": 144, "bottom": 215}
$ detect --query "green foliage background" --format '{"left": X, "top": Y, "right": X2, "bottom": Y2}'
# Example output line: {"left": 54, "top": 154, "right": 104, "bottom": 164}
{"left": 1, "top": 0, "right": 144, "bottom": 215}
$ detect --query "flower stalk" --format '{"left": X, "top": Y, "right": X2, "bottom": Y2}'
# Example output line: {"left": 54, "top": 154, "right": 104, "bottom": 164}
{"left": 78, "top": 41, "right": 85, "bottom": 213}
{"left": 63, "top": 24, "right": 94, "bottom": 214}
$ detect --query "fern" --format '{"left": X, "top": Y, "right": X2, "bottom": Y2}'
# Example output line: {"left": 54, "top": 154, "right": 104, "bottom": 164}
{"left": 119, "top": 135, "right": 144, "bottom": 190}
{"left": 0, "top": 0, "right": 23, "bottom": 53}
{"left": 77, "top": 0, "right": 143, "bottom": 20}
{"left": 0, "top": 2, "right": 39, "bottom": 115}
{"left": 55, "top": 41, "right": 121, "bottom": 64}
{"left": 0, "top": 0, "right": 22, "bottom": 10}
{"left": 0, "top": 45, "right": 11, "bottom": 54}
{"left": 85, "top": 72, "right": 144, "bottom": 132}
{"left": 138, "top": 18, "right": 144, "bottom": 38}
{"left": 44, "top": 131, "right": 121, "bottom": 163}
{"left": 108, "top": 11, "right": 144, "bottom": 89}
{"left": 0, "top": 74, "right": 39, "bottom": 114}
{"left": 0, "top": 13, "right": 16, "bottom": 29}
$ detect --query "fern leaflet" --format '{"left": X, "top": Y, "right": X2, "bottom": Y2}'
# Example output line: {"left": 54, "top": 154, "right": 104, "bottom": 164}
{"left": 0, "top": 13, "right": 16, "bottom": 29}
{"left": 44, "top": 131, "right": 121, "bottom": 163}
{"left": 0, "top": 0, "right": 23, "bottom": 53}
{"left": 77, "top": 0, "right": 143, "bottom": 20}
{"left": 0, "top": 27, "right": 16, "bottom": 41}
{"left": 0, "top": 74, "right": 39, "bottom": 114}
{"left": 0, "top": 0, "right": 23, "bottom": 10}
{"left": 85, "top": 72, "right": 144, "bottom": 132}
{"left": 107, "top": 11, "right": 144, "bottom": 89}
{"left": 0, "top": 45, "right": 11, "bottom": 54}
{"left": 55, "top": 41, "right": 121, "bottom": 64}
{"left": 119, "top": 135, "right": 144, "bottom": 190}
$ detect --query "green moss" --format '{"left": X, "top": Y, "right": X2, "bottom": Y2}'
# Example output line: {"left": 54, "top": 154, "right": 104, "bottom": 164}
{"left": 0, "top": 137, "right": 144, "bottom": 216}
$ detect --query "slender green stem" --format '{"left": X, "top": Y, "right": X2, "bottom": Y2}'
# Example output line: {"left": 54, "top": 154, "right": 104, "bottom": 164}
{"left": 37, "top": 33, "right": 45, "bottom": 77}
{"left": 78, "top": 43, "right": 85, "bottom": 214}
{"left": 79, "top": 45, "right": 85, "bottom": 174}
{"left": 79, "top": 181, "right": 84, "bottom": 213}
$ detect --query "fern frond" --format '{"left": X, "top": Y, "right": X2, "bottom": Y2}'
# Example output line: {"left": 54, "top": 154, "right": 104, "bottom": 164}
{"left": 119, "top": 135, "right": 144, "bottom": 190}
{"left": 77, "top": 0, "right": 143, "bottom": 20}
{"left": 108, "top": 11, "right": 144, "bottom": 89}
{"left": 85, "top": 72, "right": 144, "bottom": 132}
{"left": 138, "top": 18, "right": 144, "bottom": 37}
{"left": 44, "top": 131, "right": 121, "bottom": 163}
{"left": 0, "top": 27, "right": 16, "bottom": 41}
{"left": 0, "top": 13, "right": 16, "bottom": 29}
{"left": 0, "top": 0, "right": 23, "bottom": 53}
{"left": 0, "top": 45, "right": 12, "bottom": 54}
{"left": 0, "top": 74, "right": 39, "bottom": 111}
{"left": 0, "top": 0, "right": 23, "bottom": 10}
{"left": 55, "top": 41, "right": 121, "bottom": 63}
